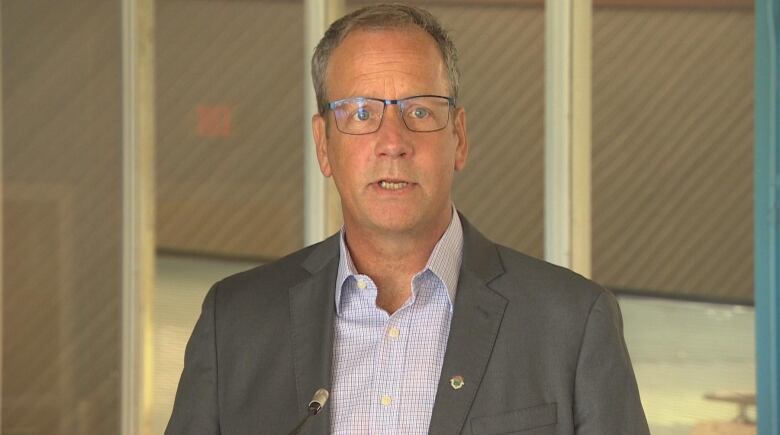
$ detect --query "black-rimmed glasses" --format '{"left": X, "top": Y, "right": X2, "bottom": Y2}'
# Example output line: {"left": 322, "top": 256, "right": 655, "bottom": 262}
{"left": 325, "top": 95, "right": 455, "bottom": 135}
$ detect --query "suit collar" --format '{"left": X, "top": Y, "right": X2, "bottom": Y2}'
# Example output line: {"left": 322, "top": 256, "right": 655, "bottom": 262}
{"left": 301, "top": 232, "right": 340, "bottom": 274}
{"left": 458, "top": 212, "right": 505, "bottom": 285}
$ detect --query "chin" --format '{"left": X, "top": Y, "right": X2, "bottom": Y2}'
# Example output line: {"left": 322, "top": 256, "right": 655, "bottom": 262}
{"left": 371, "top": 218, "right": 418, "bottom": 234}
{"left": 365, "top": 210, "right": 421, "bottom": 234}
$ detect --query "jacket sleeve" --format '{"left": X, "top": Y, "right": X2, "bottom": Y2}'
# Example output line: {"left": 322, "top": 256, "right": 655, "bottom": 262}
{"left": 165, "top": 283, "right": 220, "bottom": 435}
{"left": 573, "top": 291, "right": 650, "bottom": 434}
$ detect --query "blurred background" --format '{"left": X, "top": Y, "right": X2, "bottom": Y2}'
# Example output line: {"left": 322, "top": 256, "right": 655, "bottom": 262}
{"left": 1, "top": 0, "right": 757, "bottom": 434}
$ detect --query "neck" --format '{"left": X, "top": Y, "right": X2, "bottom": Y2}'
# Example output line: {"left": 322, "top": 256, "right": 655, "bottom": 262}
{"left": 345, "top": 222, "right": 447, "bottom": 275}
{"left": 343, "top": 210, "right": 452, "bottom": 313}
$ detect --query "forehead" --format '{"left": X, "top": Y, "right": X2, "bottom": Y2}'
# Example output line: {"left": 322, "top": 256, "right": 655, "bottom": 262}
{"left": 325, "top": 27, "right": 449, "bottom": 100}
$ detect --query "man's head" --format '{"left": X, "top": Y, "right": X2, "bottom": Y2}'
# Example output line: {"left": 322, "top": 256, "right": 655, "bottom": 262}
{"left": 311, "top": 4, "right": 461, "bottom": 114}
{"left": 311, "top": 4, "right": 468, "bottom": 239}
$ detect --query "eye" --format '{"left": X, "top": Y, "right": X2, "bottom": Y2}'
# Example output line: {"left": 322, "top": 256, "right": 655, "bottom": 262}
{"left": 410, "top": 107, "right": 430, "bottom": 119}
{"left": 355, "top": 107, "right": 371, "bottom": 121}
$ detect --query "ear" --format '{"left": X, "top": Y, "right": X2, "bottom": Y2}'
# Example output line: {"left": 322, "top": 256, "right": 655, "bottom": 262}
{"left": 452, "top": 107, "right": 468, "bottom": 172}
{"left": 312, "top": 113, "right": 332, "bottom": 177}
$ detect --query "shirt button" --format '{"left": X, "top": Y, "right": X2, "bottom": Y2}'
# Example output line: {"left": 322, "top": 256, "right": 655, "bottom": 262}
{"left": 380, "top": 395, "right": 392, "bottom": 406}
{"left": 388, "top": 326, "right": 400, "bottom": 338}
{"left": 357, "top": 279, "right": 367, "bottom": 289}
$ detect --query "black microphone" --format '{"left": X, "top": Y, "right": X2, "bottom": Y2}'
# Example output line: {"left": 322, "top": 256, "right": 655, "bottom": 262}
{"left": 288, "top": 388, "right": 329, "bottom": 435}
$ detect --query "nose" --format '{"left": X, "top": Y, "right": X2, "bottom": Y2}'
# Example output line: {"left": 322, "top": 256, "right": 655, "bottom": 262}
{"left": 374, "top": 105, "right": 413, "bottom": 159}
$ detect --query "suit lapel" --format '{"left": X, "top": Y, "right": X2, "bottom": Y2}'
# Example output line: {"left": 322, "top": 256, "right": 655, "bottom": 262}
{"left": 428, "top": 217, "right": 508, "bottom": 435}
{"left": 288, "top": 234, "right": 340, "bottom": 435}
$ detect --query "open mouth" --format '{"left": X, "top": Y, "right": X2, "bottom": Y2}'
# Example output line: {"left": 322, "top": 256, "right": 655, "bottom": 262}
{"left": 378, "top": 180, "right": 409, "bottom": 190}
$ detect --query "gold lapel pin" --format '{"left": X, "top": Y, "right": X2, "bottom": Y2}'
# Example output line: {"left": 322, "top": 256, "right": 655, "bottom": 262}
{"left": 450, "top": 375, "right": 465, "bottom": 390}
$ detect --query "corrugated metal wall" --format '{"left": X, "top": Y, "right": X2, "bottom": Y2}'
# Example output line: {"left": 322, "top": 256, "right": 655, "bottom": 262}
{"left": 592, "top": 9, "right": 753, "bottom": 302}
{"left": 156, "top": 0, "right": 305, "bottom": 260}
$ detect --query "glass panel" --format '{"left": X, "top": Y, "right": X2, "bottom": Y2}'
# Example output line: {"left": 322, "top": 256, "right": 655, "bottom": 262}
{"left": 152, "top": 0, "right": 304, "bottom": 431}
{"left": 592, "top": 4, "right": 756, "bottom": 434}
{"left": 2, "top": 1, "right": 123, "bottom": 434}
{"left": 155, "top": 0, "right": 304, "bottom": 260}
{"left": 620, "top": 296, "right": 755, "bottom": 435}
{"left": 592, "top": 7, "right": 754, "bottom": 302}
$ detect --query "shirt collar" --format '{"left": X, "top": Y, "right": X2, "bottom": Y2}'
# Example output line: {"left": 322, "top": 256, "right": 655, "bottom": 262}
{"left": 335, "top": 205, "right": 463, "bottom": 316}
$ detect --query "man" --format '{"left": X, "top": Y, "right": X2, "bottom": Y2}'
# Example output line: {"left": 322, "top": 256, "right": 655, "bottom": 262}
{"left": 166, "top": 4, "right": 650, "bottom": 434}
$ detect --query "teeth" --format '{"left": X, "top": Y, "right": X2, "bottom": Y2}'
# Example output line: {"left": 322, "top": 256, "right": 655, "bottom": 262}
{"left": 379, "top": 180, "right": 408, "bottom": 190}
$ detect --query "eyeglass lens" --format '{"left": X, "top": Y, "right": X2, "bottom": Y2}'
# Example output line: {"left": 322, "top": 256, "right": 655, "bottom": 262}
{"left": 331, "top": 96, "right": 451, "bottom": 134}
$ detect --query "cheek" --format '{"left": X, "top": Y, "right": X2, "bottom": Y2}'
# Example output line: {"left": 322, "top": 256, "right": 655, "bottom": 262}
{"left": 327, "top": 141, "right": 350, "bottom": 171}
{"left": 421, "top": 153, "right": 457, "bottom": 190}
{"left": 328, "top": 143, "right": 366, "bottom": 186}
{"left": 432, "top": 139, "right": 460, "bottom": 169}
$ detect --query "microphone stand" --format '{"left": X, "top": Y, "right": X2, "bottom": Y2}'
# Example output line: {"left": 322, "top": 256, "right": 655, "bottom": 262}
{"left": 287, "top": 389, "right": 329, "bottom": 435}
{"left": 288, "top": 402, "right": 323, "bottom": 435}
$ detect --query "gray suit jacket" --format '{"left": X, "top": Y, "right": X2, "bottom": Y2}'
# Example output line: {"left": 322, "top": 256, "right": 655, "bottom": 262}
{"left": 166, "top": 216, "right": 650, "bottom": 435}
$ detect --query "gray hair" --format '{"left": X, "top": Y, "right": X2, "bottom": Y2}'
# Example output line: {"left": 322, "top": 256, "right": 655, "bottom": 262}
{"left": 311, "top": 3, "right": 461, "bottom": 114}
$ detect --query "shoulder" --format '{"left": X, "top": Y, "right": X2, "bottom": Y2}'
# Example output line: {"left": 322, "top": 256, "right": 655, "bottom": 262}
{"left": 210, "top": 234, "right": 339, "bottom": 306}
{"left": 495, "top": 244, "right": 603, "bottom": 298}
{"left": 483, "top": 243, "right": 623, "bottom": 364}
{"left": 459, "top": 214, "right": 608, "bottom": 316}
{"left": 486, "top": 242, "right": 610, "bottom": 323}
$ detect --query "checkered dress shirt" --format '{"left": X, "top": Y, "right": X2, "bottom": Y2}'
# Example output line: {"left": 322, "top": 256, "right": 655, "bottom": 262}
{"left": 330, "top": 208, "right": 463, "bottom": 435}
